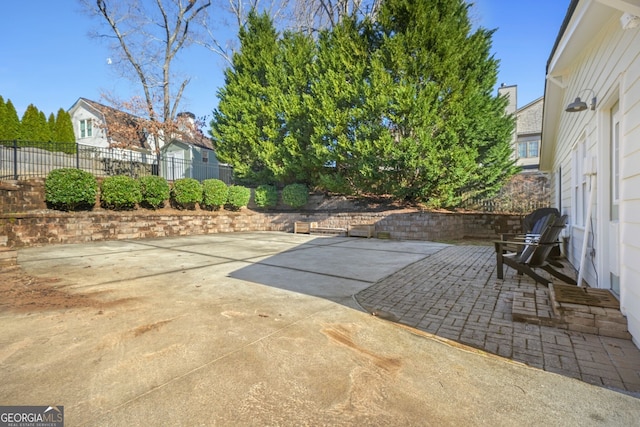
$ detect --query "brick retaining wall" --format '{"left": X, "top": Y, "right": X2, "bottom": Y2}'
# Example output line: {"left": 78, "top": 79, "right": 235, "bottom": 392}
{"left": 0, "top": 178, "right": 523, "bottom": 248}
{"left": 0, "top": 209, "right": 522, "bottom": 248}
{"left": 0, "top": 179, "right": 47, "bottom": 213}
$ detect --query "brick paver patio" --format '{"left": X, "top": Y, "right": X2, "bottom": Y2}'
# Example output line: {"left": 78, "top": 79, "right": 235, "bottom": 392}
{"left": 355, "top": 244, "right": 640, "bottom": 396}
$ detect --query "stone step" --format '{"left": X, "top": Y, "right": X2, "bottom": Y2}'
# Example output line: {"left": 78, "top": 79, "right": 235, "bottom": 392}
{"left": 511, "top": 285, "right": 632, "bottom": 340}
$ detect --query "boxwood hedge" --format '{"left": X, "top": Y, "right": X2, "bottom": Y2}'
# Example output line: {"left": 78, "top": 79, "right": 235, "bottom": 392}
{"left": 101, "top": 175, "right": 142, "bottom": 210}
{"left": 45, "top": 168, "right": 98, "bottom": 211}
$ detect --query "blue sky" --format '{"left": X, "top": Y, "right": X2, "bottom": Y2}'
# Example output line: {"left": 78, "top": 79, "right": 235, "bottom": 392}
{"left": 0, "top": 0, "right": 570, "bottom": 123}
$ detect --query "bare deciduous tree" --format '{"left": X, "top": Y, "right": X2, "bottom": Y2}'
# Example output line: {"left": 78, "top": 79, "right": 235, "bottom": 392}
{"left": 289, "top": 0, "right": 382, "bottom": 34}
{"left": 94, "top": 93, "right": 206, "bottom": 153}
{"left": 197, "top": 0, "right": 291, "bottom": 65}
{"left": 82, "top": 0, "right": 212, "bottom": 131}
{"left": 197, "top": 0, "right": 381, "bottom": 65}
{"left": 82, "top": 0, "right": 380, "bottom": 153}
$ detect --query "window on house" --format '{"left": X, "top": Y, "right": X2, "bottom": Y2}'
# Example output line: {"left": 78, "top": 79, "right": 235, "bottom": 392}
{"left": 518, "top": 143, "right": 527, "bottom": 159}
{"left": 572, "top": 139, "right": 587, "bottom": 226}
{"left": 611, "top": 102, "right": 620, "bottom": 221}
{"left": 517, "top": 140, "right": 540, "bottom": 158}
{"left": 80, "top": 119, "right": 92, "bottom": 138}
{"left": 202, "top": 150, "right": 209, "bottom": 163}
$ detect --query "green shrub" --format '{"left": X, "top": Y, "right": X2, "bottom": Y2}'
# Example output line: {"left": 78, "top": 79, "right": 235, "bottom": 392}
{"left": 282, "top": 183, "right": 308, "bottom": 208}
{"left": 171, "top": 178, "right": 202, "bottom": 209}
{"left": 45, "top": 168, "right": 98, "bottom": 211}
{"left": 254, "top": 184, "right": 278, "bottom": 209}
{"left": 100, "top": 175, "right": 142, "bottom": 210}
{"left": 201, "top": 179, "right": 229, "bottom": 210}
{"left": 226, "top": 185, "right": 251, "bottom": 210}
{"left": 139, "top": 175, "right": 170, "bottom": 209}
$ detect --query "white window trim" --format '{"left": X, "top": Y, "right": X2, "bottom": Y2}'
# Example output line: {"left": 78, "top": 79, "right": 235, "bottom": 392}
{"left": 571, "top": 134, "right": 588, "bottom": 228}
{"left": 79, "top": 119, "right": 93, "bottom": 138}
{"left": 517, "top": 139, "right": 540, "bottom": 159}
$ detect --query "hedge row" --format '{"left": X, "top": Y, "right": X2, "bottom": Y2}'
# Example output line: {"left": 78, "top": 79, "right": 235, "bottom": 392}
{"left": 44, "top": 169, "right": 308, "bottom": 212}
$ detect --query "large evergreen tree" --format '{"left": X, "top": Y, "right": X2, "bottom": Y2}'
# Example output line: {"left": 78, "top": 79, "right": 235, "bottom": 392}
{"left": 211, "top": 0, "right": 517, "bottom": 207}
{"left": 39, "top": 111, "right": 52, "bottom": 142}
{"left": 53, "top": 108, "right": 76, "bottom": 143}
{"left": 309, "top": 17, "right": 393, "bottom": 195}
{"left": 47, "top": 113, "right": 56, "bottom": 141}
{"left": 20, "top": 104, "right": 53, "bottom": 142}
{"left": 20, "top": 104, "right": 41, "bottom": 141}
{"left": 1, "top": 99, "right": 21, "bottom": 141}
{"left": 0, "top": 96, "right": 6, "bottom": 140}
{"left": 371, "top": 0, "right": 517, "bottom": 206}
{"left": 211, "top": 10, "right": 281, "bottom": 184}
{"left": 265, "top": 31, "right": 316, "bottom": 184}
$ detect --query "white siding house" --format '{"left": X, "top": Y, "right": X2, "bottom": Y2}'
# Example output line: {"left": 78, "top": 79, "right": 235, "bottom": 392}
{"left": 541, "top": 0, "right": 640, "bottom": 345}
{"left": 67, "top": 99, "right": 221, "bottom": 181}
{"left": 67, "top": 98, "right": 109, "bottom": 148}
{"left": 67, "top": 98, "right": 150, "bottom": 151}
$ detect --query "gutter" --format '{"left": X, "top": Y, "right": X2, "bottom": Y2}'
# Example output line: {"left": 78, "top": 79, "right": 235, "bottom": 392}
{"left": 540, "top": 0, "right": 579, "bottom": 171}
{"left": 546, "top": 0, "right": 580, "bottom": 75}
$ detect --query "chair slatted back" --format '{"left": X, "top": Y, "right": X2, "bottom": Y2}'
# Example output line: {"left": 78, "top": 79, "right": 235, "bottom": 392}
{"left": 522, "top": 208, "right": 560, "bottom": 234}
{"left": 527, "top": 215, "right": 568, "bottom": 267}
{"left": 516, "top": 214, "right": 556, "bottom": 264}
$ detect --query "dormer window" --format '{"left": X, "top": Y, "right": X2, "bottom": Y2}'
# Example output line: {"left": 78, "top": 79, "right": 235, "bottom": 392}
{"left": 80, "top": 119, "right": 93, "bottom": 138}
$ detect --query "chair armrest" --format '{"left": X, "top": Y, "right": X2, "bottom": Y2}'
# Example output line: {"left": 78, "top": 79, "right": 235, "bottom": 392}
{"left": 502, "top": 233, "right": 542, "bottom": 242}
{"left": 494, "top": 240, "right": 527, "bottom": 255}
{"left": 494, "top": 240, "right": 528, "bottom": 249}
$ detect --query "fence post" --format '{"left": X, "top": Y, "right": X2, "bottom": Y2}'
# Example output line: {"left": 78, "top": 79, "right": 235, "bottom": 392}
{"left": 12, "top": 140, "right": 18, "bottom": 180}
{"left": 130, "top": 150, "right": 134, "bottom": 177}
{"left": 76, "top": 142, "right": 80, "bottom": 170}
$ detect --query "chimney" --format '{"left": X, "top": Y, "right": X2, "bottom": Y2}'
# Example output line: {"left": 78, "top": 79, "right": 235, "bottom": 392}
{"left": 177, "top": 111, "right": 196, "bottom": 125}
{"left": 498, "top": 84, "right": 517, "bottom": 116}
{"left": 177, "top": 112, "right": 196, "bottom": 135}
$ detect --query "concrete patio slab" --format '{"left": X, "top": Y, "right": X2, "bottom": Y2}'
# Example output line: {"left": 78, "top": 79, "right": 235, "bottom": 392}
{"left": 2, "top": 232, "right": 639, "bottom": 426}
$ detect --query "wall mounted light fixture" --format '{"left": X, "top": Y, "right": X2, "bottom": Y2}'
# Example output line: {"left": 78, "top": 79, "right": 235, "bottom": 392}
{"left": 565, "top": 89, "right": 597, "bottom": 112}
{"left": 620, "top": 12, "right": 640, "bottom": 30}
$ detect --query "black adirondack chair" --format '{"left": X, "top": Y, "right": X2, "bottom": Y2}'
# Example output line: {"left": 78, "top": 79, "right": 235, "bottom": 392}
{"left": 500, "top": 207, "right": 563, "bottom": 267}
{"left": 494, "top": 214, "right": 576, "bottom": 286}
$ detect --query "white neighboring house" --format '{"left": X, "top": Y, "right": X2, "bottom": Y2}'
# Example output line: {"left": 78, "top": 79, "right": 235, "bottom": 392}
{"left": 68, "top": 98, "right": 103, "bottom": 147}
{"left": 68, "top": 98, "right": 220, "bottom": 180}
{"left": 541, "top": 0, "right": 640, "bottom": 345}
{"left": 68, "top": 98, "right": 153, "bottom": 153}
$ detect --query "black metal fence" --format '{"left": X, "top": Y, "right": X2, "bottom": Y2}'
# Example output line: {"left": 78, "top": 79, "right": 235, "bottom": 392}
{"left": 0, "top": 140, "right": 233, "bottom": 185}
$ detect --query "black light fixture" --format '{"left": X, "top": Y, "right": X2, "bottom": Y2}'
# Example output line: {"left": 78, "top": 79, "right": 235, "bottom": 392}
{"left": 565, "top": 90, "right": 597, "bottom": 112}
